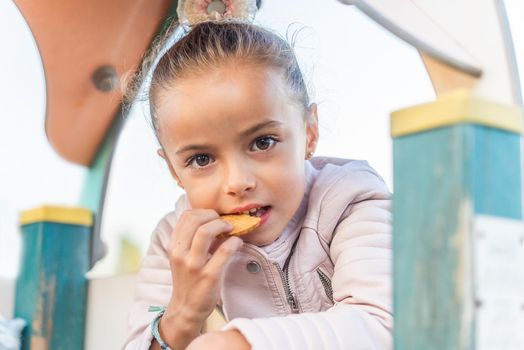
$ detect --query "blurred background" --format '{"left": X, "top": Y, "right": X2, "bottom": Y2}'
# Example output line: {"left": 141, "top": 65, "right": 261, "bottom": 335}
{"left": 0, "top": 0, "right": 522, "bottom": 331}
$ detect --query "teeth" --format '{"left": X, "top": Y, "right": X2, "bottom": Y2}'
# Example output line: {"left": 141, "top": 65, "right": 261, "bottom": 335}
{"left": 237, "top": 207, "right": 268, "bottom": 216}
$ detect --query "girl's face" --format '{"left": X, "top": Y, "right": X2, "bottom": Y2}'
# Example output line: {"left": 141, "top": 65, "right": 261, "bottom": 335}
{"left": 155, "top": 64, "right": 318, "bottom": 246}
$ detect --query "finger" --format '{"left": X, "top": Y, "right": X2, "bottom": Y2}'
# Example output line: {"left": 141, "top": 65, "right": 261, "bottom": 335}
{"left": 203, "top": 237, "right": 243, "bottom": 277}
{"left": 170, "top": 209, "right": 219, "bottom": 253}
{"left": 188, "top": 219, "right": 233, "bottom": 265}
{"left": 209, "top": 235, "right": 230, "bottom": 255}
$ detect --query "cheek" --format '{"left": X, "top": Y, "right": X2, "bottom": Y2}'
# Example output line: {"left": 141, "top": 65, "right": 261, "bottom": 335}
{"left": 264, "top": 137, "right": 305, "bottom": 190}
{"left": 280, "top": 169, "right": 306, "bottom": 196}
{"left": 181, "top": 176, "right": 222, "bottom": 208}
{"left": 265, "top": 154, "right": 306, "bottom": 199}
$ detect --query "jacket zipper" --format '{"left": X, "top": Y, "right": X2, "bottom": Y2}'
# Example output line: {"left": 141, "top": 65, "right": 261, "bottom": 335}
{"left": 274, "top": 262, "right": 299, "bottom": 313}
{"left": 273, "top": 237, "right": 300, "bottom": 313}
{"left": 317, "top": 268, "right": 334, "bottom": 303}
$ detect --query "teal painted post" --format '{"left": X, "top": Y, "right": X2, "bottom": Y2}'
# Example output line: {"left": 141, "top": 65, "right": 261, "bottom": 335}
{"left": 393, "top": 124, "right": 521, "bottom": 349}
{"left": 14, "top": 220, "right": 91, "bottom": 350}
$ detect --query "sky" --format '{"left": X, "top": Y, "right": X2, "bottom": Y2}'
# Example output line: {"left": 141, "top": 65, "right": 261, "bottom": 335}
{"left": 0, "top": 0, "right": 522, "bottom": 286}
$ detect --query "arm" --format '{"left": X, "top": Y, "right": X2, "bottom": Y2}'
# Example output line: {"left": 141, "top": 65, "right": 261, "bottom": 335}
{"left": 123, "top": 208, "right": 244, "bottom": 350}
{"left": 185, "top": 330, "right": 250, "bottom": 350}
{"left": 123, "top": 214, "right": 174, "bottom": 350}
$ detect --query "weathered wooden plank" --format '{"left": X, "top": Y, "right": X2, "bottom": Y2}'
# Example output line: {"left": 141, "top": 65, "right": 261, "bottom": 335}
{"left": 14, "top": 214, "right": 91, "bottom": 350}
{"left": 471, "top": 127, "right": 521, "bottom": 218}
{"left": 393, "top": 124, "right": 521, "bottom": 349}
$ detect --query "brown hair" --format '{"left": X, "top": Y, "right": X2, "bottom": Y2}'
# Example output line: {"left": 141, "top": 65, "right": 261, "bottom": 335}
{"left": 143, "top": 21, "right": 310, "bottom": 138}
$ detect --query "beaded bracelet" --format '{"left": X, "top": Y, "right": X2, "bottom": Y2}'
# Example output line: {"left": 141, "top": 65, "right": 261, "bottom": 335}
{"left": 149, "top": 306, "right": 173, "bottom": 350}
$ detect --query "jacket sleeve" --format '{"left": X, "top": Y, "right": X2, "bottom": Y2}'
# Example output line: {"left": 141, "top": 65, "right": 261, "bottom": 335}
{"left": 122, "top": 203, "right": 185, "bottom": 349}
{"left": 223, "top": 170, "right": 392, "bottom": 349}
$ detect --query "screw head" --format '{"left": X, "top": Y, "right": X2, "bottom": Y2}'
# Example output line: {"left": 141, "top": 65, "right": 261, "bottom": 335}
{"left": 92, "top": 65, "right": 118, "bottom": 92}
{"left": 207, "top": 0, "right": 226, "bottom": 15}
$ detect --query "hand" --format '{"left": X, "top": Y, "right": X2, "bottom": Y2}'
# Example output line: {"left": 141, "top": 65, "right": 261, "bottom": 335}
{"left": 186, "top": 330, "right": 251, "bottom": 350}
{"left": 165, "top": 209, "right": 243, "bottom": 325}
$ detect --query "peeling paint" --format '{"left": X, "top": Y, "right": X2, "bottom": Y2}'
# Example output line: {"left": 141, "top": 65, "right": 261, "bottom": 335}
{"left": 451, "top": 199, "right": 474, "bottom": 349}
{"left": 30, "top": 335, "right": 48, "bottom": 350}
{"left": 15, "top": 220, "right": 89, "bottom": 350}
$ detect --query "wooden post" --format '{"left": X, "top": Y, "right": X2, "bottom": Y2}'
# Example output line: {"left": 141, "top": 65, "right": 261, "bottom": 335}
{"left": 392, "top": 90, "right": 523, "bottom": 349}
{"left": 14, "top": 206, "right": 92, "bottom": 350}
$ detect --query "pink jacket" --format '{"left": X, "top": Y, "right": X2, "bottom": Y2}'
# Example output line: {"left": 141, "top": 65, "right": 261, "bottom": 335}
{"left": 124, "top": 157, "right": 392, "bottom": 349}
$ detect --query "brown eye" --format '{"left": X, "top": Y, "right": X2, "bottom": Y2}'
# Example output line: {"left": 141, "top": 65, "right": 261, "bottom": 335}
{"left": 251, "top": 136, "right": 277, "bottom": 152}
{"left": 195, "top": 155, "right": 210, "bottom": 166}
{"left": 187, "top": 154, "right": 213, "bottom": 168}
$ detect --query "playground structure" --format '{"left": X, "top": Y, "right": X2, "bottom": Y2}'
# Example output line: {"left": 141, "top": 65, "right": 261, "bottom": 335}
{"left": 5, "top": 0, "right": 524, "bottom": 349}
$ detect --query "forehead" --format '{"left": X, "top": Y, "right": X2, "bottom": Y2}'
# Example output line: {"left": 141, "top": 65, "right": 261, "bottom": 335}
{"left": 155, "top": 64, "right": 303, "bottom": 144}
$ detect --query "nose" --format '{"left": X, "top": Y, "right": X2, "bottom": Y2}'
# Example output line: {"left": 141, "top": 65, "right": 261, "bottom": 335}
{"left": 222, "top": 159, "right": 256, "bottom": 196}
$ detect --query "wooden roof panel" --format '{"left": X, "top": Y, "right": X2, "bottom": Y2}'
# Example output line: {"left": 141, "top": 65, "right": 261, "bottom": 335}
{"left": 14, "top": 0, "right": 173, "bottom": 165}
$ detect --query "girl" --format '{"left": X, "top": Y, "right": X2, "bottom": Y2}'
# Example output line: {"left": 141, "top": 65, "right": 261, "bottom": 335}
{"left": 124, "top": 19, "right": 392, "bottom": 350}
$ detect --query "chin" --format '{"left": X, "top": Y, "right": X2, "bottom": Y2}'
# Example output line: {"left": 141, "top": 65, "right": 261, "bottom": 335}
{"left": 242, "top": 229, "right": 278, "bottom": 247}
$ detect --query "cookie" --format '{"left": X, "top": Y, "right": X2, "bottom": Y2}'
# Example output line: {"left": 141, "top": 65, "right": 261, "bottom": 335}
{"left": 220, "top": 214, "right": 261, "bottom": 237}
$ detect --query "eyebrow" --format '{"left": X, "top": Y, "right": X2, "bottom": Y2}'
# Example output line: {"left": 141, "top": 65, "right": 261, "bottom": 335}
{"left": 240, "top": 120, "right": 284, "bottom": 137}
{"left": 175, "top": 144, "right": 212, "bottom": 156}
{"left": 175, "top": 120, "right": 284, "bottom": 156}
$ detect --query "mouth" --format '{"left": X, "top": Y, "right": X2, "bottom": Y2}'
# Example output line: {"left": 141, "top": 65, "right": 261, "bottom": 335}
{"left": 235, "top": 206, "right": 271, "bottom": 218}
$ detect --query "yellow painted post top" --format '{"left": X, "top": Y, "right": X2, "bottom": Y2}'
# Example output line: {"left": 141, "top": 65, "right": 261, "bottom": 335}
{"left": 20, "top": 205, "right": 93, "bottom": 227}
{"left": 391, "top": 89, "right": 524, "bottom": 138}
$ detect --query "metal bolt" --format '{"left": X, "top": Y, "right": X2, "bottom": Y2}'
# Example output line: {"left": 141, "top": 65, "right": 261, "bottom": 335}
{"left": 92, "top": 65, "right": 118, "bottom": 92}
{"left": 207, "top": 0, "right": 226, "bottom": 15}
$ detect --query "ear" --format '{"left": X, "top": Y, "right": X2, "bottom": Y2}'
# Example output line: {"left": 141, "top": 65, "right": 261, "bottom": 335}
{"left": 305, "top": 103, "right": 319, "bottom": 159}
{"left": 157, "top": 148, "right": 184, "bottom": 189}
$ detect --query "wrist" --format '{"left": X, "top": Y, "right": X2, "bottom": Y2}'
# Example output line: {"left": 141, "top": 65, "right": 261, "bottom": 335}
{"left": 165, "top": 301, "right": 208, "bottom": 328}
{"left": 158, "top": 308, "right": 203, "bottom": 347}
